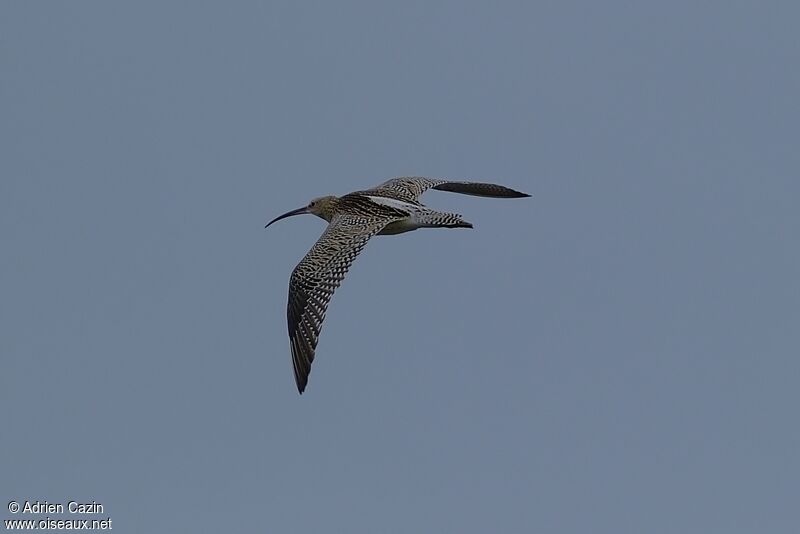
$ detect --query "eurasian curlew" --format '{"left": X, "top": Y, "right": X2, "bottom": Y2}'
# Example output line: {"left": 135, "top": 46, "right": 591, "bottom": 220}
{"left": 265, "top": 176, "right": 530, "bottom": 393}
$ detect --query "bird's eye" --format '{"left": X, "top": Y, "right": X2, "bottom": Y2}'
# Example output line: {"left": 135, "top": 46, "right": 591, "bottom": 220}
{"left": 309, "top": 201, "right": 316, "bottom": 207}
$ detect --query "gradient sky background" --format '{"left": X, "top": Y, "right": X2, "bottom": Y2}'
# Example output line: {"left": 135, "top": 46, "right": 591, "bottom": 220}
{"left": 2, "top": 2, "right": 798, "bottom": 533}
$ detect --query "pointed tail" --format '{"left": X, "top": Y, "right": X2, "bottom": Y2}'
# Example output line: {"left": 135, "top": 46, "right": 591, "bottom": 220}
{"left": 416, "top": 210, "right": 473, "bottom": 229}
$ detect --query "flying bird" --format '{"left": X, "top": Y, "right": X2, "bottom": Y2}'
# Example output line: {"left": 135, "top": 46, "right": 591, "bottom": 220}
{"left": 265, "top": 177, "right": 530, "bottom": 393}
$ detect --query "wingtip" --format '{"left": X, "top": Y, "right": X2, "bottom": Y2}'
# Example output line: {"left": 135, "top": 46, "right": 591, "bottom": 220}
{"left": 295, "top": 375, "right": 308, "bottom": 394}
{"left": 295, "top": 366, "right": 309, "bottom": 394}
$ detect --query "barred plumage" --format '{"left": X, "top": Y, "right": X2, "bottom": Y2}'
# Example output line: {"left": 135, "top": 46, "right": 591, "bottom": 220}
{"left": 265, "top": 176, "right": 530, "bottom": 393}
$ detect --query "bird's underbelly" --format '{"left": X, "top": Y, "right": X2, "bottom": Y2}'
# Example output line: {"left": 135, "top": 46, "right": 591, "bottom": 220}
{"left": 378, "top": 217, "right": 420, "bottom": 235}
{"left": 367, "top": 196, "right": 447, "bottom": 235}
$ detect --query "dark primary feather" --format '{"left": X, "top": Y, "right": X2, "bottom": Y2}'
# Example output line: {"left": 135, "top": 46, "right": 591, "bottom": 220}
{"left": 432, "top": 181, "right": 530, "bottom": 198}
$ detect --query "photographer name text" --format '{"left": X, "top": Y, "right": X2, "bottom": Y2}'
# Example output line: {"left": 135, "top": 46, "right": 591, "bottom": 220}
{"left": 12, "top": 501, "right": 103, "bottom": 514}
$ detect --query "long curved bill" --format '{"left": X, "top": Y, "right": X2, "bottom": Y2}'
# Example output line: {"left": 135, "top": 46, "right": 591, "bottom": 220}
{"left": 265, "top": 206, "right": 308, "bottom": 228}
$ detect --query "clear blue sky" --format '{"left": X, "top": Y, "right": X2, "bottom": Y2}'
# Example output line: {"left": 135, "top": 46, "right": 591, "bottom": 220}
{"left": 2, "top": 2, "right": 798, "bottom": 533}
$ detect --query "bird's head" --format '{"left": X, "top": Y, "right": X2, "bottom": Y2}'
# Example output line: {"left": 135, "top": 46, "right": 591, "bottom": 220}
{"left": 265, "top": 195, "right": 339, "bottom": 228}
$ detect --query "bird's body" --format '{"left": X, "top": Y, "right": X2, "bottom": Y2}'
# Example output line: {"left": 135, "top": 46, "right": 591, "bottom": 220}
{"left": 265, "top": 177, "right": 530, "bottom": 393}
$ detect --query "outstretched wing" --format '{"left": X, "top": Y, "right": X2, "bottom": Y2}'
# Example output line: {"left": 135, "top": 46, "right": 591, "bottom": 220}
{"left": 368, "top": 176, "right": 530, "bottom": 203}
{"left": 287, "top": 212, "right": 402, "bottom": 393}
{"left": 366, "top": 177, "right": 445, "bottom": 203}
